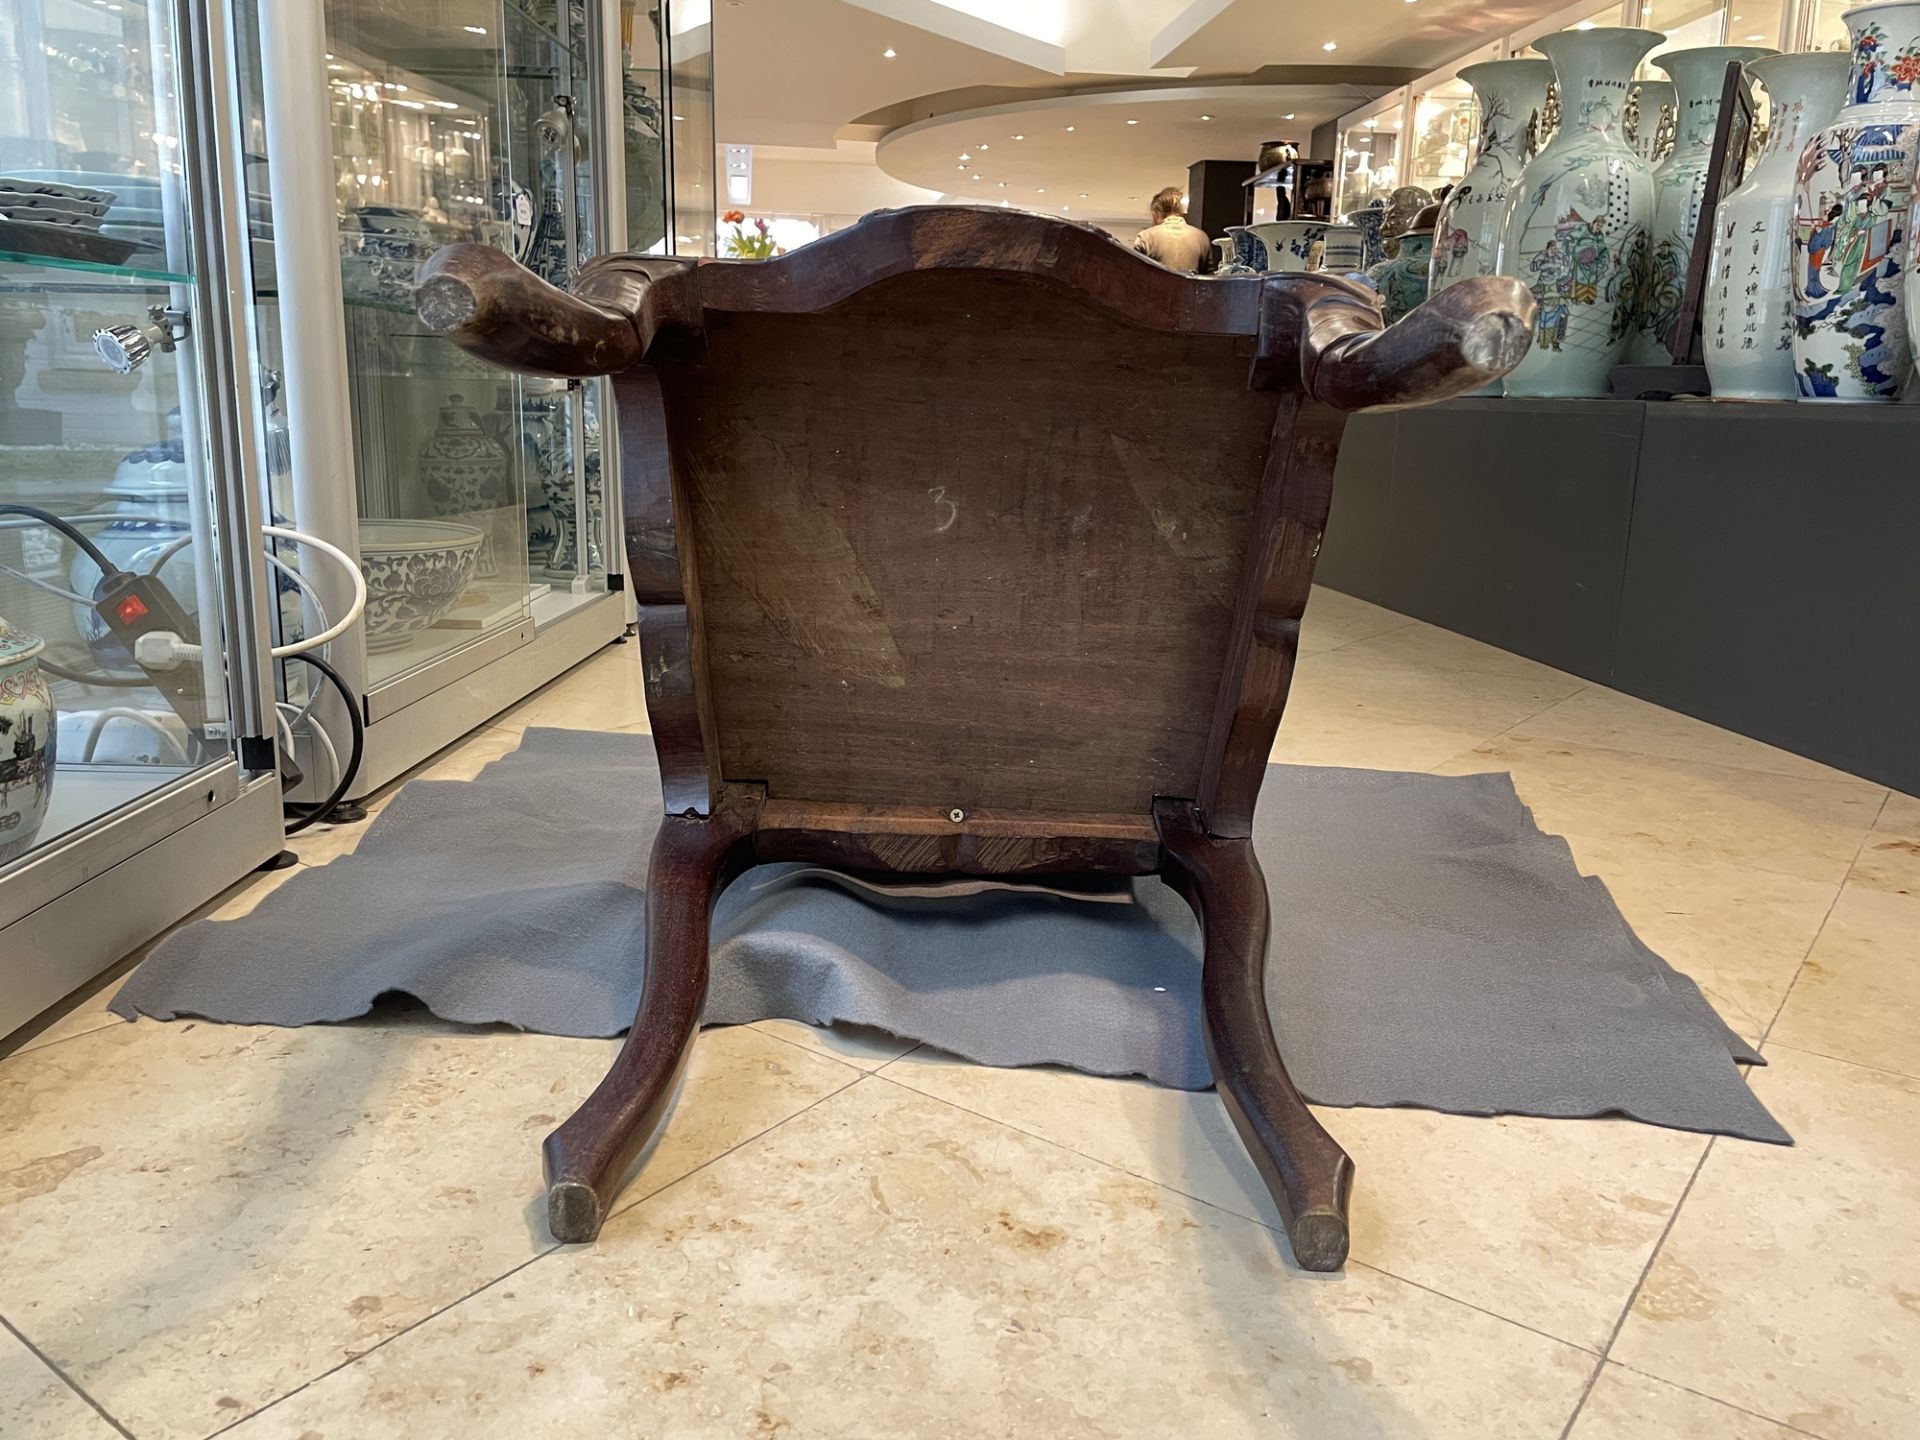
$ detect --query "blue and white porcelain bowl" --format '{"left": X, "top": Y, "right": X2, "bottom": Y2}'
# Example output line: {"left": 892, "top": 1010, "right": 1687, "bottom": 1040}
{"left": 357, "top": 519, "right": 484, "bottom": 651}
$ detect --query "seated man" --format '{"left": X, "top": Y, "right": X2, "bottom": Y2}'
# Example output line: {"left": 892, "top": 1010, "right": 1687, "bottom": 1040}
{"left": 1134, "top": 186, "right": 1213, "bottom": 273}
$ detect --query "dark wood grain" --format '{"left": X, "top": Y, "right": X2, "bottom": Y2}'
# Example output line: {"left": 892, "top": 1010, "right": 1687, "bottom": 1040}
{"left": 416, "top": 205, "right": 1537, "bottom": 1264}
{"left": 1156, "top": 798, "right": 1355, "bottom": 1271}
{"left": 542, "top": 784, "right": 762, "bottom": 1242}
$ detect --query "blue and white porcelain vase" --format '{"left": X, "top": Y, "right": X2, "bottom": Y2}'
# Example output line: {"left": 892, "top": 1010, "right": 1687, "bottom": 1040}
{"left": 1343, "top": 204, "right": 1389, "bottom": 267}
{"left": 1253, "top": 219, "right": 1326, "bottom": 272}
{"left": 1791, "top": 0, "right": 1920, "bottom": 400}
{"left": 1703, "top": 52, "right": 1851, "bottom": 397}
{"left": 1431, "top": 59, "right": 1554, "bottom": 295}
{"left": 1631, "top": 45, "right": 1776, "bottom": 362}
{"left": 1498, "top": 27, "right": 1665, "bottom": 397}
{"left": 0, "top": 618, "right": 56, "bottom": 866}
{"left": 1318, "top": 224, "right": 1367, "bottom": 273}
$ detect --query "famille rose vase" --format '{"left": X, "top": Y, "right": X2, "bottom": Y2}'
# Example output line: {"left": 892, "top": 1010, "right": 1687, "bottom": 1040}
{"left": 1631, "top": 44, "right": 1777, "bottom": 363}
{"left": 1498, "top": 28, "right": 1665, "bottom": 396}
{"left": 1791, "top": 0, "right": 1920, "bottom": 399}
{"left": 1628, "top": 79, "right": 1676, "bottom": 164}
{"left": 1703, "top": 52, "right": 1852, "bottom": 397}
{"left": 1431, "top": 60, "right": 1555, "bottom": 296}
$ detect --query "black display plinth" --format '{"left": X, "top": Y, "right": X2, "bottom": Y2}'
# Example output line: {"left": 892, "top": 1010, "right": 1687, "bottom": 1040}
{"left": 1320, "top": 397, "right": 1920, "bottom": 796}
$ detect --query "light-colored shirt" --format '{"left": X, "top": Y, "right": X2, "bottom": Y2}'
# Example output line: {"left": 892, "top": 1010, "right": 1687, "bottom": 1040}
{"left": 1134, "top": 215, "right": 1213, "bottom": 273}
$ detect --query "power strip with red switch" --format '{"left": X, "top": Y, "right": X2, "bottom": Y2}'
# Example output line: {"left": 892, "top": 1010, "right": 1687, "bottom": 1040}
{"left": 92, "top": 571, "right": 213, "bottom": 733}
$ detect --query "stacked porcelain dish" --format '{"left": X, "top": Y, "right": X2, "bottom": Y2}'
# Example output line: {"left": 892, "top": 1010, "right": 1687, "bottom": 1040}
{"left": 0, "top": 176, "right": 137, "bottom": 265}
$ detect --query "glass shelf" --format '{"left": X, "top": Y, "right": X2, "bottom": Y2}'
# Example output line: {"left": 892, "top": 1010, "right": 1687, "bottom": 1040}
{"left": 0, "top": 252, "right": 194, "bottom": 288}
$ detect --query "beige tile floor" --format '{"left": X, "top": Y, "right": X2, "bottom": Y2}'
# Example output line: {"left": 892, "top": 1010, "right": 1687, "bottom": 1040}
{"left": 2, "top": 588, "right": 1914, "bottom": 1439}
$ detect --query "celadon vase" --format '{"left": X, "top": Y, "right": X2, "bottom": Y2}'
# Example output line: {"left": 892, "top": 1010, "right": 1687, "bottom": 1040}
{"left": 1628, "top": 79, "right": 1675, "bottom": 164}
{"left": 1790, "top": 0, "right": 1920, "bottom": 400}
{"left": 1498, "top": 27, "right": 1665, "bottom": 397}
{"left": 1631, "top": 44, "right": 1777, "bottom": 362}
{"left": 1430, "top": 59, "right": 1555, "bottom": 295}
{"left": 1703, "top": 52, "right": 1852, "bottom": 397}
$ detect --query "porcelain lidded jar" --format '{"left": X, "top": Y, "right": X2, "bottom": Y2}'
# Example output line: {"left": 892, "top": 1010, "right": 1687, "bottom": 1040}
{"left": 1498, "top": 27, "right": 1665, "bottom": 397}
{"left": 418, "top": 391, "right": 511, "bottom": 516}
{"left": 1373, "top": 204, "right": 1440, "bottom": 322}
{"left": 0, "top": 619, "right": 56, "bottom": 866}
{"left": 1791, "top": 0, "right": 1920, "bottom": 400}
{"left": 1431, "top": 59, "right": 1555, "bottom": 296}
{"left": 1703, "top": 52, "right": 1852, "bottom": 398}
{"left": 1631, "top": 44, "right": 1777, "bottom": 362}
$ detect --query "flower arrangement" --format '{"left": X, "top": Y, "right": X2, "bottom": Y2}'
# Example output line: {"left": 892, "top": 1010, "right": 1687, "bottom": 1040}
{"left": 720, "top": 210, "right": 784, "bottom": 259}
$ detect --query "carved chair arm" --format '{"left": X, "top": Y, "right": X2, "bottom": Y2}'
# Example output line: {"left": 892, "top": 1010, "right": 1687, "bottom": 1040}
{"left": 1295, "top": 275, "right": 1537, "bottom": 411}
{"left": 415, "top": 244, "right": 665, "bottom": 378}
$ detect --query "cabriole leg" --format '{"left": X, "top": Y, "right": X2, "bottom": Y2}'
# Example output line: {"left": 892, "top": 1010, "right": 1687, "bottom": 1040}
{"left": 542, "top": 795, "right": 757, "bottom": 1242}
{"left": 1157, "top": 801, "right": 1355, "bottom": 1272}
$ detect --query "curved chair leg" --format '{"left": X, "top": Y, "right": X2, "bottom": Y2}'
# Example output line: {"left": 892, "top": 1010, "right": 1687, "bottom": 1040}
{"left": 1157, "top": 801, "right": 1355, "bottom": 1272}
{"left": 542, "top": 790, "right": 760, "bottom": 1243}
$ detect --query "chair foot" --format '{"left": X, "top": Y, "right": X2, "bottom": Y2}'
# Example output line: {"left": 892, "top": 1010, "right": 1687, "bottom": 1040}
{"left": 1158, "top": 800, "right": 1355, "bottom": 1272}
{"left": 538, "top": 789, "right": 759, "bottom": 1243}
{"left": 546, "top": 1179, "right": 606, "bottom": 1245}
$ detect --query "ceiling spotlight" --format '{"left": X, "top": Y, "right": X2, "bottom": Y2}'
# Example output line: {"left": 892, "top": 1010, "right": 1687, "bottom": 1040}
{"left": 1283, "top": 112, "right": 1296, "bottom": 119}
{"left": 1322, "top": 40, "right": 1338, "bottom": 50}
{"left": 1036, "top": 187, "right": 1045, "bottom": 193}
{"left": 1012, "top": 133, "right": 1025, "bottom": 140}
{"left": 1078, "top": 191, "right": 1088, "bottom": 197}
{"left": 959, "top": 152, "right": 971, "bottom": 160}
{"left": 970, "top": 173, "right": 981, "bottom": 180}
{"left": 1064, "top": 124, "right": 1075, "bottom": 132}
{"left": 463, "top": 23, "right": 487, "bottom": 33}
{"left": 1199, "top": 113, "right": 1213, "bottom": 121}
{"left": 979, "top": 143, "right": 990, "bottom": 150}
{"left": 956, "top": 163, "right": 967, "bottom": 170}
{"left": 998, "top": 180, "right": 1007, "bottom": 187}
{"left": 882, "top": 47, "right": 897, "bottom": 57}
{"left": 1125, "top": 118, "right": 1139, "bottom": 125}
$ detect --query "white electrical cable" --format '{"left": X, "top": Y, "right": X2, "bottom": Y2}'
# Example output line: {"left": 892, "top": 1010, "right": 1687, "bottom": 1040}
{"left": 262, "top": 524, "right": 366, "bottom": 658}
{"left": 0, "top": 561, "right": 95, "bottom": 606}
{"left": 79, "top": 707, "right": 193, "bottom": 764}
{"left": 282, "top": 699, "right": 340, "bottom": 795}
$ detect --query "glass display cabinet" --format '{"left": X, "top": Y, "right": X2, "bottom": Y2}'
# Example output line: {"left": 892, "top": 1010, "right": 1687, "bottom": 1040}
{"left": 236, "top": 0, "right": 699, "bottom": 800}
{"left": 1334, "top": 93, "right": 1408, "bottom": 214}
{"left": 1, "top": 0, "right": 284, "bottom": 1033}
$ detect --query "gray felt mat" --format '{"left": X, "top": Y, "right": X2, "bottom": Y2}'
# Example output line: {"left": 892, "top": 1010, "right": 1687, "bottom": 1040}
{"left": 113, "top": 727, "right": 1788, "bottom": 1143}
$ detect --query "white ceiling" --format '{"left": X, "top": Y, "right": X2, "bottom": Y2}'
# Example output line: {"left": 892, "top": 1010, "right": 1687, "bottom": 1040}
{"left": 713, "top": 0, "right": 1574, "bottom": 221}
{"left": 875, "top": 84, "right": 1390, "bottom": 224}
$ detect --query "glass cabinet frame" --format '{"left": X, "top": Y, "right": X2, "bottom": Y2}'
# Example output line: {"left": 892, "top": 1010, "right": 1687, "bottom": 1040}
{"left": 2, "top": 0, "right": 286, "bottom": 1036}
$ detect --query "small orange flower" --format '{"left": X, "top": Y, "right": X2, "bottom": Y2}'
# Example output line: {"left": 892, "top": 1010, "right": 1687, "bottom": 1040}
{"left": 722, "top": 208, "right": 745, "bottom": 224}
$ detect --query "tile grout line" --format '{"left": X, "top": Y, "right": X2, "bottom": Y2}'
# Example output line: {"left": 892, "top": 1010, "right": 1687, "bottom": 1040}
{"left": 1424, "top": 681, "right": 1596, "bottom": 777}
{"left": 1756, "top": 789, "right": 1892, "bottom": 1051}
{"left": 870, "top": 1071, "right": 1603, "bottom": 1357}
{"left": 207, "top": 1069, "right": 871, "bottom": 1438}
{"left": 0, "top": 1310, "right": 136, "bottom": 1440}
{"left": 1554, "top": 1136, "right": 1718, "bottom": 1440}
{"left": 1604, "top": 1359, "right": 1836, "bottom": 1440}
{"left": 1762, "top": 1038, "right": 1920, "bottom": 1086}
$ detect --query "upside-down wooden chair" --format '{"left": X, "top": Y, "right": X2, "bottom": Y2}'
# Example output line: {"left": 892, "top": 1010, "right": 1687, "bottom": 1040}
{"left": 417, "top": 207, "right": 1533, "bottom": 1271}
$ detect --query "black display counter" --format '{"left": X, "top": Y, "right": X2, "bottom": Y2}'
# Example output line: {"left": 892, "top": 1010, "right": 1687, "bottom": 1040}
{"left": 1319, "top": 397, "right": 1919, "bottom": 796}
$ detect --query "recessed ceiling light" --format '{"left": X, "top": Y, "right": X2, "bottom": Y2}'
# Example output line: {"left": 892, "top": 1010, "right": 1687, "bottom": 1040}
{"left": 1036, "top": 187, "right": 1045, "bottom": 193}
{"left": 1062, "top": 205, "right": 1070, "bottom": 211}
{"left": 672, "top": 114, "right": 684, "bottom": 120}
{"left": 970, "top": 173, "right": 981, "bottom": 180}
{"left": 998, "top": 180, "right": 1007, "bottom": 187}
{"left": 979, "top": 143, "right": 990, "bottom": 150}
{"left": 1283, "top": 112, "right": 1295, "bottom": 119}
{"left": 463, "top": 23, "right": 487, "bottom": 33}
{"left": 956, "top": 164, "right": 967, "bottom": 170}
{"left": 882, "top": 47, "right": 897, "bottom": 57}
{"left": 1744, "top": 31, "right": 1765, "bottom": 38}
{"left": 1199, "top": 113, "right": 1213, "bottom": 121}
{"left": 959, "top": 152, "right": 971, "bottom": 160}
{"left": 1078, "top": 191, "right": 1088, "bottom": 197}
{"left": 1125, "top": 118, "right": 1139, "bottom": 125}
{"left": 1012, "top": 133, "right": 1024, "bottom": 140}
{"left": 1064, "top": 125, "right": 1075, "bottom": 132}
{"left": 1322, "top": 40, "right": 1337, "bottom": 50}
